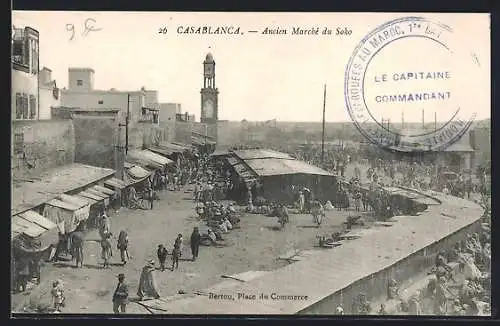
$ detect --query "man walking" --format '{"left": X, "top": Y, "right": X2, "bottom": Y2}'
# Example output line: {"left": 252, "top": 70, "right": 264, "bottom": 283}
{"left": 172, "top": 236, "right": 182, "bottom": 271}
{"left": 117, "top": 230, "right": 130, "bottom": 266}
{"left": 190, "top": 227, "right": 201, "bottom": 261}
{"left": 112, "top": 273, "right": 129, "bottom": 314}
{"left": 157, "top": 244, "right": 168, "bottom": 271}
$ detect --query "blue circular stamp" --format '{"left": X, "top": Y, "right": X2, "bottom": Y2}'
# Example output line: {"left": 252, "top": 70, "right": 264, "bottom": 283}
{"left": 345, "top": 16, "right": 480, "bottom": 152}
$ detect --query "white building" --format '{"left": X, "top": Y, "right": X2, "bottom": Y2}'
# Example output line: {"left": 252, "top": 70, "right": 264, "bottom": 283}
{"left": 68, "top": 67, "right": 94, "bottom": 91}
{"left": 11, "top": 26, "right": 39, "bottom": 121}
{"left": 144, "top": 89, "right": 159, "bottom": 108}
{"left": 60, "top": 68, "right": 157, "bottom": 124}
{"left": 159, "top": 103, "right": 181, "bottom": 123}
{"left": 38, "top": 67, "right": 61, "bottom": 120}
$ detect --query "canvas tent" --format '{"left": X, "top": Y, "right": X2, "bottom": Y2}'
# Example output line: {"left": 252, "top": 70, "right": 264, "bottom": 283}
{"left": 123, "top": 163, "right": 152, "bottom": 186}
{"left": 43, "top": 195, "right": 90, "bottom": 234}
{"left": 12, "top": 210, "right": 59, "bottom": 252}
{"left": 126, "top": 149, "right": 173, "bottom": 170}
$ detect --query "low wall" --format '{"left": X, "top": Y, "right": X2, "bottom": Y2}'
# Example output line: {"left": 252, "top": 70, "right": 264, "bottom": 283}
{"left": 11, "top": 120, "right": 75, "bottom": 180}
{"left": 299, "top": 210, "right": 482, "bottom": 314}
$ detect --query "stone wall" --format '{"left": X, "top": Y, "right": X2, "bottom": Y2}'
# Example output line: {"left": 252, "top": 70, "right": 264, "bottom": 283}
{"left": 174, "top": 121, "right": 193, "bottom": 144}
{"left": 175, "top": 121, "right": 217, "bottom": 145}
{"left": 72, "top": 114, "right": 123, "bottom": 177}
{"left": 128, "top": 122, "right": 165, "bottom": 150}
{"left": 298, "top": 218, "right": 482, "bottom": 315}
{"left": 11, "top": 120, "right": 75, "bottom": 179}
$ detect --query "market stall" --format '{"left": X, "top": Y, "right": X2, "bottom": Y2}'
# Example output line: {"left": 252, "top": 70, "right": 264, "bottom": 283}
{"left": 76, "top": 190, "right": 108, "bottom": 228}
{"left": 42, "top": 196, "right": 90, "bottom": 235}
{"left": 104, "top": 177, "right": 128, "bottom": 208}
{"left": 11, "top": 210, "right": 60, "bottom": 290}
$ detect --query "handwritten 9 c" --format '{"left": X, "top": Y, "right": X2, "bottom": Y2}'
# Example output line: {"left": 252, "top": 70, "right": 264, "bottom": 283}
{"left": 66, "top": 18, "right": 102, "bottom": 41}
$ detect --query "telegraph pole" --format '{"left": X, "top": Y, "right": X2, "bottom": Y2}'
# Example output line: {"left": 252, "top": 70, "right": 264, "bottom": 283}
{"left": 119, "top": 94, "right": 130, "bottom": 155}
{"left": 422, "top": 108, "right": 425, "bottom": 129}
{"left": 321, "top": 84, "right": 327, "bottom": 164}
{"left": 126, "top": 94, "right": 130, "bottom": 154}
{"left": 401, "top": 109, "right": 405, "bottom": 129}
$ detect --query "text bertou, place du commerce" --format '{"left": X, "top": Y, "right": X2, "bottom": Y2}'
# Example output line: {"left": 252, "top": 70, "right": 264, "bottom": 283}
{"left": 375, "top": 91, "right": 451, "bottom": 103}
{"left": 270, "top": 293, "right": 309, "bottom": 300}
{"left": 177, "top": 26, "right": 241, "bottom": 34}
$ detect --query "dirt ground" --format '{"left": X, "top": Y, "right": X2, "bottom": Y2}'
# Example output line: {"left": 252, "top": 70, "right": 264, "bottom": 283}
{"left": 11, "top": 184, "right": 359, "bottom": 314}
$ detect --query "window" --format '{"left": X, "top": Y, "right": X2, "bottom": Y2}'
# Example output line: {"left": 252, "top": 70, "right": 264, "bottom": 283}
{"left": 77, "top": 79, "right": 83, "bottom": 86}
{"left": 15, "top": 93, "right": 30, "bottom": 120}
{"left": 22, "top": 93, "right": 29, "bottom": 119}
{"left": 15, "top": 93, "right": 22, "bottom": 119}
{"left": 12, "top": 40, "right": 25, "bottom": 65}
{"left": 14, "top": 133, "right": 24, "bottom": 154}
{"left": 98, "top": 100, "right": 104, "bottom": 104}
{"left": 30, "top": 39, "right": 38, "bottom": 75}
{"left": 29, "top": 95, "right": 37, "bottom": 119}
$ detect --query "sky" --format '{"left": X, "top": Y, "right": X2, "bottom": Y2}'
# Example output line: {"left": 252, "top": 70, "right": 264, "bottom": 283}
{"left": 12, "top": 11, "right": 491, "bottom": 122}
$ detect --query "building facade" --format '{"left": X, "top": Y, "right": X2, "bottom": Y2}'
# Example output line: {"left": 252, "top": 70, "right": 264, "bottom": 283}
{"left": 38, "top": 67, "right": 61, "bottom": 120}
{"left": 144, "top": 89, "right": 159, "bottom": 108}
{"left": 159, "top": 103, "right": 181, "bottom": 123}
{"left": 157, "top": 103, "right": 181, "bottom": 142}
{"left": 71, "top": 108, "right": 124, "bottom": 179}
{"left": 60, "top": 68, "right": 149, "bottom": 125}
{"left": 68, "top": 67, "right": 95, "bottom": 91}
{"left": 12, "top": 26, "right": 39, "bottom": 121}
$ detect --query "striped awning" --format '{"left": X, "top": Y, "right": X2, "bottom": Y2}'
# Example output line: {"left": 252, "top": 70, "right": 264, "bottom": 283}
{"left": 86, "top": 188, "right": 111, "bottom": 199}
{"left": 128, "top": 165, "right": 151, "bottom": 180}
{"left": 104, "top": 177, "right": 127, "bottom": 190}
{"left": 78, "top": 191, "right": 105, "bottom": 202}
{"left": 12, "top": 210, "right": 59, "bottom": 250}
{"left": 58, "top": 194, "right": 91, "bottom": 207}
{"left": 127, "top": 149, "right": 173, "bottom": 170}
{"left": 93, "top": 185, "right": 116, "bottom": 196}
{"left": 12, "top": 211, "right": 57, "bottom": 239}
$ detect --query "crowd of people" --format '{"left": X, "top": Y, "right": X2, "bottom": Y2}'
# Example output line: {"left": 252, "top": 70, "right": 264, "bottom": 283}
{"left": 41, "top": 150, "right": 250, "bottom": 314}
{"left": 330, "top": 209, "right": 491, "bottom": 315}
{"left": 28, "top": 143, "right": 491, "bottom": 315}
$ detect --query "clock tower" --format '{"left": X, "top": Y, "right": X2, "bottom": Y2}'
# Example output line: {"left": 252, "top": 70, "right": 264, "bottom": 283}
{"left": 200, "top": 52, "right": 219, "bottom": 124}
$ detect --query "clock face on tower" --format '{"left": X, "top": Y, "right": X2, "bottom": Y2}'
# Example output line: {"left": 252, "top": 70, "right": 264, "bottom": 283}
{"left": 203, "top": 99, "right": 214, "bottom": 119}
{"left": 204, "top": 64, "right": 214, "bottom": 76}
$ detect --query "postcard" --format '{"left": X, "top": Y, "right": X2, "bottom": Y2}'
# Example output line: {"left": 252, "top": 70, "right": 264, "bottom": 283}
{"left": 11, "top": 11, "right": 491, "bottom": 316}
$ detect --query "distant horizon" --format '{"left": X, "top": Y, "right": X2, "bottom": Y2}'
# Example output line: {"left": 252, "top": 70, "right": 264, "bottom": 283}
{"left": 218, "top": 118, "right": 491, "bottom": 124}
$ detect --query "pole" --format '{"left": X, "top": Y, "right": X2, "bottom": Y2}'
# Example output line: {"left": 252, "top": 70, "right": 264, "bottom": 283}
{"left": 381, "top": 118, "right": 384, "bottom": 143}
{"left": 422, "top": 108, "right": 425, "bottom": 129}
{"left": 341, "top": 123, "right": 344, "bottom": 148}
{"left": 402, "top": 109, "right": 404, "bottom": 129}
{"left": 321, "top": 84, "right": 326, "bottom": 164}
{"left": 434, "top": 112, "right": 437, "bottom": 132}
{"left": 37, "top": 37, "right": 40, "bottom": 120}
{"left": 126, "top": 94, "right": 130, "bottom": 154}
